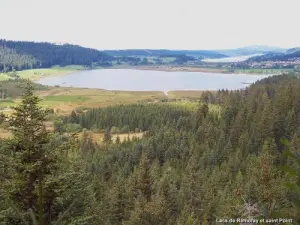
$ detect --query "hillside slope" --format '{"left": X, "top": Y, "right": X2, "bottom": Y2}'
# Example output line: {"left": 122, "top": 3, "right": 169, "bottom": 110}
{"left": 217, "top": 45, "right": 286, "bottom": 57}
{"left": 59, "top": 74, "right": 300, "bottom": 223}
{"left": 103, "top": 49, "right": 227, "bottom": 59}
{"left": 247, "top": 47, "right": 300, "bottom": 62}
{"left": 0, "top": 39, "right": 113, "bottom": 72}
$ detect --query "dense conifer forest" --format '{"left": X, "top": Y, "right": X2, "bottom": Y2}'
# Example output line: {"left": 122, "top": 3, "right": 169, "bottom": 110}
{"left": 0, "top": 40, "right": 113, "bottom": 72}
{"left": 0, "top": 40, "right": 203, "bottom": 72}
{"left": 0, "top": 75, "right": 300, "bottom": 224}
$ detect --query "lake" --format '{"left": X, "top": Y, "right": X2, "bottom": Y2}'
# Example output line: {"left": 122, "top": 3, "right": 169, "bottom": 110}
{"left": 36, "top": 69, "right": 270, "bottom": 92}
{"left": 202, "top": 54, "right": 263, "bottom": 63}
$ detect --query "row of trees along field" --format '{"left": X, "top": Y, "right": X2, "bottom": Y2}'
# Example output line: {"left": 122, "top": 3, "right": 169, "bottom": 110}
{"left": 1, "top": 75, "right": 300, "bottom": 224}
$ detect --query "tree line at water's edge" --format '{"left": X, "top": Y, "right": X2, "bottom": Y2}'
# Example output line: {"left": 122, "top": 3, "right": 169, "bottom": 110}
{"left": 0, "top": 40, "right": 201, "bottom": 73}
{"left": 0, "top": 74, "right": 300, "bottom": 224}
{"left": 0, "top": 39, "right": 116, "bottom": 72}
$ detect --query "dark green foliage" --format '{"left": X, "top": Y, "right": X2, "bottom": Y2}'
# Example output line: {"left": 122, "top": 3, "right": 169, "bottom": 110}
{"left": 0, "top": 45, "right": 38, "bottom": 72}
{"left": 103, "top": 127, "right": 112, "bottom": 143}
{"left": 0, "top": 82, "right": 92, "bottom": 224}
{"left": 0, "top": 79, "right": 48, "bottom": 99}
{"left": 0, "top": 39, "right": 113, "bottom": 72}
{"left": 102, "top": 49, "right": 227, "bottom": 58}
{"left": 65, "top": 103, "right": 192, "bottom": 132}
{"left": 0, "top": 81, "right": 58, "bottom": 224}
{"left": 1, "top": 74, "right": 300, "bottom": 224}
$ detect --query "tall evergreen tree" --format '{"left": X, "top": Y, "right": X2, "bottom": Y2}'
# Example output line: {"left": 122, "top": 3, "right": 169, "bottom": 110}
{"left": 3, "top": 81, "right": 58, "bottom": 224}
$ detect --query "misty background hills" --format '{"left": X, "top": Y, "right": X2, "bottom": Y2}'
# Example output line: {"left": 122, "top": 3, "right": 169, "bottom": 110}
{"left": 1, "top": 39, "right": 300, "bottom": 72}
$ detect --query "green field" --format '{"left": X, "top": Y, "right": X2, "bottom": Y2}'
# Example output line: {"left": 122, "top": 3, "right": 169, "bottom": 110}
{"left": 0, "top": 73, "right": 11, "bottom": 81}
{"left": 168, "top": 90, "right": 205, "bottom": 98}
{"left": 0, "top": 65, "right": 85, "bottom": 81}
{"left": 0, "top": 100, "right": 18, "bottom": 107}
{"left": 161, "top": 57, "right": 176, "bottom": 63}
{"left": 35, "top": 87, "right": 166, "bottom": 114}
{"left": 0, "top": 87, "right": 208, "bottom": 115}
{"left": 233, "top": 68, "right": 297, "bottom": 74}
{"left": 42, "top": 95, "right": 90, "bottom": 103}
{"left": 165, "top": 101, "right": 199, "bottom": 110}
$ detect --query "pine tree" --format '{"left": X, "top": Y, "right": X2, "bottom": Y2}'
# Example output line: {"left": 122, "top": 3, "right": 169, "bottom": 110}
{"left": 137, "top": 154, "right": 153, "bottom": 202}
{"left": 103, "top": 127, "right": 112, "bottom": 143}
{"left": 4, "top": 81, "right": 58, "bottom": 224}
{"left": 69, "top": 110, "right": 78, "bottom": 123}
{"left": 108, "top": 179, "right": 128, "bottom": 225}
{"left": 116, "top": 135, "right": 121, "bottom": 144}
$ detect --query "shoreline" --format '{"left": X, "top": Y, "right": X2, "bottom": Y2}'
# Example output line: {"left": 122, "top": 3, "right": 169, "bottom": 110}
{"left": 29, "top": 70, "right": 76, "bottom": 81}
{"left": 0, "top": 65, "right": 276, "bottom": 83}
{"left": 0, "top": 66, "right": 85, "bottom": 82}
{"left": 110, "top": 65, "right": 227, "bottom": 73}
{"left": 92, "top": 65, "right": 278, "bottom": 76}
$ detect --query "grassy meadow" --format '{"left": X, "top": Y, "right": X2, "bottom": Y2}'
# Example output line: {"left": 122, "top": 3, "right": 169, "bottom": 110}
{"left": 0, "top": 87, "right": 169, "bottom": 115}
{"left": 0, "top": 65, "right": 85, "bottom": 81}
{"left": 168, "top": 90, "right": 205, "bottom": 98}
{"left": 232, "top": 68, "right": 298, "bottom": 74}
{"left": 77, "top": 131, "right": 144, "bottom": 145}
{"left": 0, "top": 86, "right": 210, "bottom": 139}
{"left": 37, "top": 87, "right": 167, "bottom": 114}
{"left": 0, "top": 66, "right": 217, "bottom": 139}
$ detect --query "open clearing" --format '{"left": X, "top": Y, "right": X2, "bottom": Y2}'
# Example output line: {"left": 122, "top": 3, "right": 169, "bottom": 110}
{"left": 17, "top": 65, "right": 84, "bottom": 81}
{"left": 0, "top": 87, "right": 166, "bottom": 115}
{"left": 0, "top": 88, "right": 207, "bottom": 116}
{"left": 37, "top": 87, "right": 166, "bottom": 114}
{"left": 0, "top": 126, "right": 144, "bottom": 142}
{"left": 78, "top": 132, "right": 144, "bottom": 144}
{"left": 233, "top": 68, "right": 297, "bottom": 74}
{"left": 168, "top": 90, "right": 204, "bottom": 98}
{"left": 0, "top": 87, "right": 218, "bottom": 139}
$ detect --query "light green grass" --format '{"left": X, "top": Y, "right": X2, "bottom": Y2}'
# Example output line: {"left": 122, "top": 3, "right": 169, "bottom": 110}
{"left": 165, "top": 101, "right": 199, "bottom": 110}
{"left": 0, "top": 73, "right": 11, "bottom": 81}
{"left": 0, "top": 65, "right": 85, "bottom": 81}
{"left": 161, "top": 57, "right": 176, "bottom": 63}
{"left": 208, "top": 104, "right": 222, "bottom": 114}
{"left": 51, "top": 65, "right": 84, "bottom": 70}
{"left": 0, "top": 101, "right": 16, "bottom": 107}
{"left": 42, "top": 95, "right": 90, "bottom": 103}
{"left": 145, "top": 57, "right": 156, "bottom": 63}
{"left": 233, "top": 68, "right": 297, "bottom": 74}
{"left": 165, "top": 101, "right": 222, "bottom": 114}
{"left": 167, "top": 90, "right": 206, "bottom": 99}
{"left": 17, "top": 65, "right": 84, "bottom": 80}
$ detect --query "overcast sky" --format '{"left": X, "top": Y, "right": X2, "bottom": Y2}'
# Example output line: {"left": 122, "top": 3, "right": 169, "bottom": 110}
{"left": 0, "top": 0, "right": 299, "bottom": 50}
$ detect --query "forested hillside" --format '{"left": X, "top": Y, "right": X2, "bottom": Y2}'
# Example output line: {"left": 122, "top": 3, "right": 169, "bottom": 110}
{"left": 0, "top": 39, "right": 113, "bottom": 72}
{"left": 247, "top": 49, "right": 300, "bottom": 62}
{"left": 0, "top": 40, "right": 227, "bottom": 72}
{"left": 102, "top": 49, "right": 227, "bottom": 58}
{"left": 218, "top": 46, "right": 285, "bottom": 57}
{"left": 0, "top": 75, "right": 300, "bottom": 224}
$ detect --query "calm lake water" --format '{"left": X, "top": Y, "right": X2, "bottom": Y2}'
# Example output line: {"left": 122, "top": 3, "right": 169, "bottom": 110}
{"left": 36, "top": 69, "right": 270, "bottom": 92}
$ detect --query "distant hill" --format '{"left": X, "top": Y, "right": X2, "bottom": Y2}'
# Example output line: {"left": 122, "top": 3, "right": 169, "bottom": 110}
{"left": 285, "top": 47, "right": 300, "bottom": 54}
{"left": 217, "top": 45, "right": 286, "bottom": 57}
{"left": 0, "top": 39, "right": 113, "bottom": 72}
{"left": 102, "top": 49, "right": 228, "bottom": 59}
{"left": 246, "top": 47, "right": 300, "bottom": 62}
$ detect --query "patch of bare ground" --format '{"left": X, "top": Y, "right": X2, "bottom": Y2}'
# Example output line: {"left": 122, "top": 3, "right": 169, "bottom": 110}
{"left": 78, "top": 131, "right": 144, "bottom": 144}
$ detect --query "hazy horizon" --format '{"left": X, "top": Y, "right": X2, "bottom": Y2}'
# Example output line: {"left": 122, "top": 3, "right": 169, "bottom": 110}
{"left": 0, "top": 38, "right": 289, "bottom": 51}
{"left": 1, "top": 0, "right": 299, "bottom": 50}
